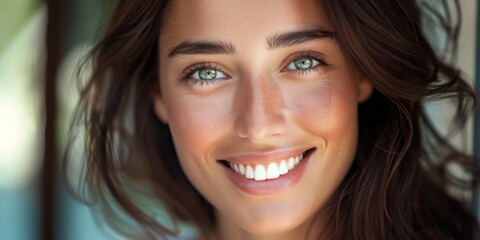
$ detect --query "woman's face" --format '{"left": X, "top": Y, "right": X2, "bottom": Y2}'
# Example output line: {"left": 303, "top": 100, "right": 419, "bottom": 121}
{"left": 154, "top": 0, "right": 372, "bottom": 237}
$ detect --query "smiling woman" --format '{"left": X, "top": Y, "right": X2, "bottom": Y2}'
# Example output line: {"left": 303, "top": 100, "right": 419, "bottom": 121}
{"left": 65, "top": 0, "right": 479, "bottom": 239}
{"left": 153, "top": 2, "right": 372, "bottom": 238}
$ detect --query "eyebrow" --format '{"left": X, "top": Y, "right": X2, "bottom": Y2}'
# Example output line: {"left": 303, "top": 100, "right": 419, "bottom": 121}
{"left": 168, "top": 41, "right": 236, "bottom": 57}
{"left": 167, "top": 28, "right": 334, "bottom": 58}
{"left": 266, "top": 28, "right": 334, "bottom": 50}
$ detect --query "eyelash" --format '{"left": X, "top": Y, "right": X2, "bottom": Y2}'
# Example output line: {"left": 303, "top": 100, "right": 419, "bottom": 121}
{"left": 182, "top": 62, "right": 225, "bottom": 87}
{"left": 181, "top": 51, "right": 328, "bottom": 87}
{"left": 283, "top": 51, "right": 328, "bottom": 75}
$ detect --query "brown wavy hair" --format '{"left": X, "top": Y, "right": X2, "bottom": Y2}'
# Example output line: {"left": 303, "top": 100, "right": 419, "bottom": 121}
{"left": 64, "top": 0, "right": 479, "bottom": 239}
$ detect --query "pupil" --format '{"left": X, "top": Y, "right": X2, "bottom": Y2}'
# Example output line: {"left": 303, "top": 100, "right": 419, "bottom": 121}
{"left": 295, "top": 58, "right": 312, "bottom": 69}
{"left": 200, "top": 69, "right": 216, "bottom": 80}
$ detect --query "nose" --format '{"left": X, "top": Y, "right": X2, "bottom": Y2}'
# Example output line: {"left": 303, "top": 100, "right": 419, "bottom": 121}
{"left": 234, "top": 75, "right": 288, "bottom": 143}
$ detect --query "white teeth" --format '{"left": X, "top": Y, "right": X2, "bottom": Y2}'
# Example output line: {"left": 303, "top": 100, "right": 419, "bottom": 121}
{"left": 267, "top": 163, "right": 280, "bottom": 179}
{"left": 279, "top": 160, "right": 288, "bottom": 175}
{"left": 239, "top": 164, "right": 246, "bottom": 175}
{"left": 227, "top": 152, "right": 307, "bottom": 181}
{"left": 294, "top": 156, "right": 300, "bottom": 165}
{"left": 254, "top": 165, "right": 267, "bottom": 181}
{"left": 287, "top": 157, "right": 295, "bottom": 170}
{"left": 245, "top": 165, "right": 254, "bottom": 179}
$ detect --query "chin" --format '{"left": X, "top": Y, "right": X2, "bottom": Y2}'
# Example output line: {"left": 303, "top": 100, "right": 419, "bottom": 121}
{"left": 229, "top": 202, "right": 313, "bottom": 237}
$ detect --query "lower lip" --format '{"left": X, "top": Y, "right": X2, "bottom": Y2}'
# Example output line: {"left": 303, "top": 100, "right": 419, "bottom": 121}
{"left": 221, "top": 150, "right": 314, "bottom": 196}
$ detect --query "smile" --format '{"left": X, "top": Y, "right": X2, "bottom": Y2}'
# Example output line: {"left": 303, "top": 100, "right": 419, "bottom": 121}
{"left": 220, "top": 148, "right": 315, "bottom": 195}
{"left": 226, "top": 151, "right": 306, "bottom": 181}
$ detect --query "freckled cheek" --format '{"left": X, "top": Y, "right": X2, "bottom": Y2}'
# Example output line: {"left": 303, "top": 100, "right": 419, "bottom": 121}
{"left": 286, "top": 84, "right": 358, "bottom": 140}
{"left": 167, "top": 96, "right": 233, "bottom": 158}
{"left": 165, "top": 97, "right": 234, "bottom": 199}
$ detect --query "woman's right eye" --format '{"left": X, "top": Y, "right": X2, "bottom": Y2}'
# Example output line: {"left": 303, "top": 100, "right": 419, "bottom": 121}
{"left": 190, "top": 68, "right": 228, "bottom": 81}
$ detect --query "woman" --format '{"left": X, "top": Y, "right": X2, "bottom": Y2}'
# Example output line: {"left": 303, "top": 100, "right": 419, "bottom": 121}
{"left": 66, "top": 0, "right": 479, "bottom": 239}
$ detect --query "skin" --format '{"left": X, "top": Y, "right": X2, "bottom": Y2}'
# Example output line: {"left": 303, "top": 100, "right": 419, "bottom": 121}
{"left": 153, "top": 0, "right": 373, "bottom": 239}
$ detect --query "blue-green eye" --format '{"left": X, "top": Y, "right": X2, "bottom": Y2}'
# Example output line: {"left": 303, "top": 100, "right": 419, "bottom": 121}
{"left": 191, "top": 68, "right": 227, "bottom": 80}
{"left": 286, "top": 57, "right": 320, "bottom": 70}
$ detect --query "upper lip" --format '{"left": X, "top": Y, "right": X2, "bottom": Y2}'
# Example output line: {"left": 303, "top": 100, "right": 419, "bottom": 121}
{"left": 219, "top": 147, "right": 312, "bottom": 165}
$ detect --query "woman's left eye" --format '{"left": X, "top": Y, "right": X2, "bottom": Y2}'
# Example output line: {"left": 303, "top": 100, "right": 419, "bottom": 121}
{"left": 286, "top": 57, "right": 321, "bottom": 70}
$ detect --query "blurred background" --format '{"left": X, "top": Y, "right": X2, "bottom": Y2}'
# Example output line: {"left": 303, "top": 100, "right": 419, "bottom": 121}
{"left": 0, "top": 0, "right": 479, "bottom": 239}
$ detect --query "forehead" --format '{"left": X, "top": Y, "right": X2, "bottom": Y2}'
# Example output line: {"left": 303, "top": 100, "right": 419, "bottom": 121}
{"left": 160, "top": 0, "right": 331, "bottom": 44}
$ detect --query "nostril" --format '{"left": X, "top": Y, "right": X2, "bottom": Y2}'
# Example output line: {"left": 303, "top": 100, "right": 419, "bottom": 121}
{"left": 234, "top": 114, "right": 288, "bottom": 141}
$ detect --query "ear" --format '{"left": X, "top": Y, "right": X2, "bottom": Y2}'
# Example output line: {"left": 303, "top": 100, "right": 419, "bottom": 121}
{"left": 357, "top": 77, "right": 373, "bottom": 103}
{"left": 152, "top": 89, "right": 169, "bottom": 124}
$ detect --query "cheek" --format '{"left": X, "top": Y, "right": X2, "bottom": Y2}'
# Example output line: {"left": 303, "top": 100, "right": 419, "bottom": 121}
{"left": 165, "top": 93, "right": 233, "bottom": 159}
{"left": 286, "top": 81, "right": 359, "bottom": 141}
{"left": 162, "top": 94, "right": 234, "bottom": 196}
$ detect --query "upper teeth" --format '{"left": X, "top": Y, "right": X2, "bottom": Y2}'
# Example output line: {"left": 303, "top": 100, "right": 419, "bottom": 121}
{"left": 228, "top": 153, "right": 305, "bottom": 181}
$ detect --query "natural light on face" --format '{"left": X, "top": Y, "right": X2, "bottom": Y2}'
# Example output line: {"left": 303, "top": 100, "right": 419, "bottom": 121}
{"left": 154, "top": 0, "right": 372, "bottom": 238}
